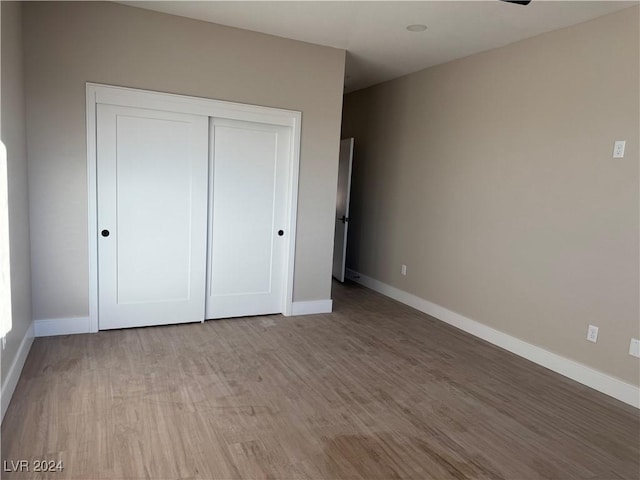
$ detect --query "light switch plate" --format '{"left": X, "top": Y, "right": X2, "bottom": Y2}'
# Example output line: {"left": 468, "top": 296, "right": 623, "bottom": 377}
{"left": 629, "top": 338, "right": 640, "bottom": 358}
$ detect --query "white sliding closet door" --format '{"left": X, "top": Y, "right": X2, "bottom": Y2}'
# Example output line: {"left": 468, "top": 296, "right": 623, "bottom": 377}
{"left": 97, "top": 104, "right": 209, "bottom": 330}
{"left": 206, "top": 118, "right": 291, "bottom": 319}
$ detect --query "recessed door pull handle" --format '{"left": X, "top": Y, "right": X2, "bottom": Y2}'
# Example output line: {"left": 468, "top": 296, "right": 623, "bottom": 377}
{"left": 101, "top": 229, "right": 110, "bottom": 237}
{"left": 278, "top": 230, "right": 284, "bottom": 236}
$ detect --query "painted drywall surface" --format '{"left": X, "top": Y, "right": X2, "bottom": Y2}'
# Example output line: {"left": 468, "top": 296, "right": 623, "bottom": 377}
{"left": 1, "top": 1, "right": 32, "bottom": 384}
{"left": 22, "top": 1, "right": 345, "bottom": 320}
{"left": 342, "top": 7, "right": 640, "bottom": 385}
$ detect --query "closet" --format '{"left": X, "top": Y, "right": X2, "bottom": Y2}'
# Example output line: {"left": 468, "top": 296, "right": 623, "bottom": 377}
{"left": 86, "top": 84, "right": 300, "bottom": 331}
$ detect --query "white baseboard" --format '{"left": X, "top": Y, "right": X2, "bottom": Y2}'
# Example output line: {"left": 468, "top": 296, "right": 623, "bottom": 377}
{"left": 1, "top": 321, "right": 34, "bottom": 422}
{"left": 34, "top": 316, "right": 90, "bottom": 337}
{"left": 290, "top": 299, "right": 333, "bottom": 316}
{"left": 346, "top": 269, "right": 640, "bottom": 409}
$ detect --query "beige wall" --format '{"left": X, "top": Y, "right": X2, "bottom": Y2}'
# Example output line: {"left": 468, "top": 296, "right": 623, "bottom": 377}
{"left": 342, "top": 7, "right": 639, "bottom": 385}
{"left": 23, "top": 1, "right": 345, "bottom": 320}
{"left": 1, "top": 1, "right": 32, "bottom": 384}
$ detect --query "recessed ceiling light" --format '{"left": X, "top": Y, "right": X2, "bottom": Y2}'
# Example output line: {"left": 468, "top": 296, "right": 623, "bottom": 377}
{"left": 406, "top": 24, "right": 427, "bottom": 32}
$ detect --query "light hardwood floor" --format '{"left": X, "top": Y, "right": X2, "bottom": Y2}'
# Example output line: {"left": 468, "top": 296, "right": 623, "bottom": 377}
{"left": 2, "top": 281, "right": 639, "bottom": 479}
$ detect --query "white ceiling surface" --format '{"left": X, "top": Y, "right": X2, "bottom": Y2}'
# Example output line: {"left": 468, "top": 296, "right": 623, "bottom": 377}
{"left": 124, "top": 1, "right": 638, "bottom": 92}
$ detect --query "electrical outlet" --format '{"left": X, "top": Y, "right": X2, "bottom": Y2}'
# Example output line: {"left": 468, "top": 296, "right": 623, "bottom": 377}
{"left": 587, "top": 325, "right": 599, "bottom": 343}
{"left": 629, "top": 338, "right": 640, "bottom": 358}
{"left": 401, "top": 264, "right": 407, "bottom": 276}
{"left": 613, "top": 140, "right": 626, "bottom": 158}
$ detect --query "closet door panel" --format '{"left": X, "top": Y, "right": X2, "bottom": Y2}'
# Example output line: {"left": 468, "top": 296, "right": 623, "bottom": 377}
{"left": 206, "top": 118, "right": 290, "bottom": 318}
{"left": 97, "top": 104, "right": 209, "bottom": 329}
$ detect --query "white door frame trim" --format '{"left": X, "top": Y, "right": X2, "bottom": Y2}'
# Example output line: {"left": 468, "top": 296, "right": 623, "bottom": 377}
{"left": 86, "top": 83, "right": 302, "bottom": 332}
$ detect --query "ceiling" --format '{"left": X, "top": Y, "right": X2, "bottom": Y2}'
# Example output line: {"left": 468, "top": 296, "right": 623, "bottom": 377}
{"left": 123, "top": 1, "right": 638, "bottom": 93}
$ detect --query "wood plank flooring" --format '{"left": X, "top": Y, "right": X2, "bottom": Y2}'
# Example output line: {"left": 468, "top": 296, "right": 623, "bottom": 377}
{"left": 2, "top": 281, "right": 639, "bottom": 479}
